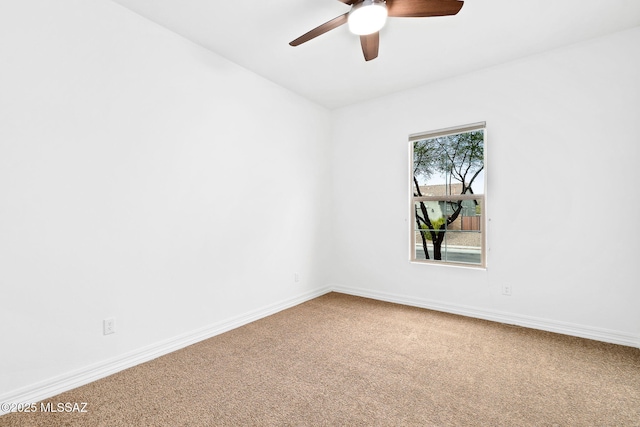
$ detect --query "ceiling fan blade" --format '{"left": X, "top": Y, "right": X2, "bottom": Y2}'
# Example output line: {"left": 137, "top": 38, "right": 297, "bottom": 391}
{"left": 360, "top": 32, "right": 379, "bottom": 61}
{"left": 336, "top": 0, "right": 356, "bottom": 4}
{"left": 387, "top": 0, "right": 463, "bottom": 17}
{"left": 289, "top": 13, "right": 349, "bottom": 46}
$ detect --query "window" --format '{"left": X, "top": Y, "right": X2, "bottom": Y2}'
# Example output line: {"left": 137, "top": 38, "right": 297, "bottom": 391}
{"left": 410, "top": 122, "right": 486, "bottom": 267}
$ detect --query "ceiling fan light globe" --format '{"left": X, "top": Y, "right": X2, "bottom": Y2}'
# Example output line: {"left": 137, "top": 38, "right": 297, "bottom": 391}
{"left": 348, "top": 0, "right": 388, "bottom": 36}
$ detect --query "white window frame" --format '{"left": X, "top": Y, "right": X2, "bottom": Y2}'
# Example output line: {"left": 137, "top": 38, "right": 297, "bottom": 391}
{"left": 409, "top": 122, "right": 487, "bottom": 268}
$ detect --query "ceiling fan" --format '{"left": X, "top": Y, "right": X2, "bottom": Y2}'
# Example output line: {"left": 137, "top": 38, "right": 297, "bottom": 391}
{"left": 289, "top": 0, "right": 464, "bottom": 61}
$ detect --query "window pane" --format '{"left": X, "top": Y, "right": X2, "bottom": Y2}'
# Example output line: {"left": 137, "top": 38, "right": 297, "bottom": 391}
{"left": 413, "top": 199, "right": 482, "bottom": 265}
{"left": 413, "top": 130, "right": 484, "bottom": 195}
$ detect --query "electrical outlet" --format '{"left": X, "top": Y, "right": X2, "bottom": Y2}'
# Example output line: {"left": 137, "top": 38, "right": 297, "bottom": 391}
{"left": 294, "top": 273, "right": 300, "bottom": 283}
{"left": 502, "top": 284, "right": 512, "bottom": 296}
{"left": 103, "top": 318, "right": 116, "bottom": 335}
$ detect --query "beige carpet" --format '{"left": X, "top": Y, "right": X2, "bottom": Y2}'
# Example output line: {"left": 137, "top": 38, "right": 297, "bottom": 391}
{"left": 2, "top": 292, "right": 640, "bottom": 426}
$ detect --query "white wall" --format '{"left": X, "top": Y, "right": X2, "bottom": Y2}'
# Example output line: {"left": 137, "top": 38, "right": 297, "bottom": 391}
{"left": 0, "top": 0, "right": 331, "bottom": 399}
{"left": 329, "top": 27, "right": 640, "bottom": 347}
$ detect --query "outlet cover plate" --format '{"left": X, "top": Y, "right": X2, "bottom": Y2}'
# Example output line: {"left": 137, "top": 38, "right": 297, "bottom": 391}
{"left": 103, "top": 318, "right": 116, "bottom": 335}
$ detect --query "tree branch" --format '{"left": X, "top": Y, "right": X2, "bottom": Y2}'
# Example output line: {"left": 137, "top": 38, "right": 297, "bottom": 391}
{"left": 413, "top": 176, "right": 423, "bottom": 197}
{"left": 446, "top": 201, "right": 464, "bottom": 225}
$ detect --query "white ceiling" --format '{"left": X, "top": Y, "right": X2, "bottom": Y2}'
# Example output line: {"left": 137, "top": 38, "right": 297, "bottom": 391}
{"left": 110, "top": 0, "right": 640, "bottom": 109}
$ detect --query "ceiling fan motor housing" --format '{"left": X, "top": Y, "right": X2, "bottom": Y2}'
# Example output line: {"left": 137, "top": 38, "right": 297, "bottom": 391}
{"left": 348, "top": 0, "right": 388, "bottom": 35}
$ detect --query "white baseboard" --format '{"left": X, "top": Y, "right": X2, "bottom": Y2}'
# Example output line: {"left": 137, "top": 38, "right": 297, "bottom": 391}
{"left": 330, "top": 284, "right": 640, "bottom": 349}
{"left": 0, "top": 287, "right": 332, "bottom": 416}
